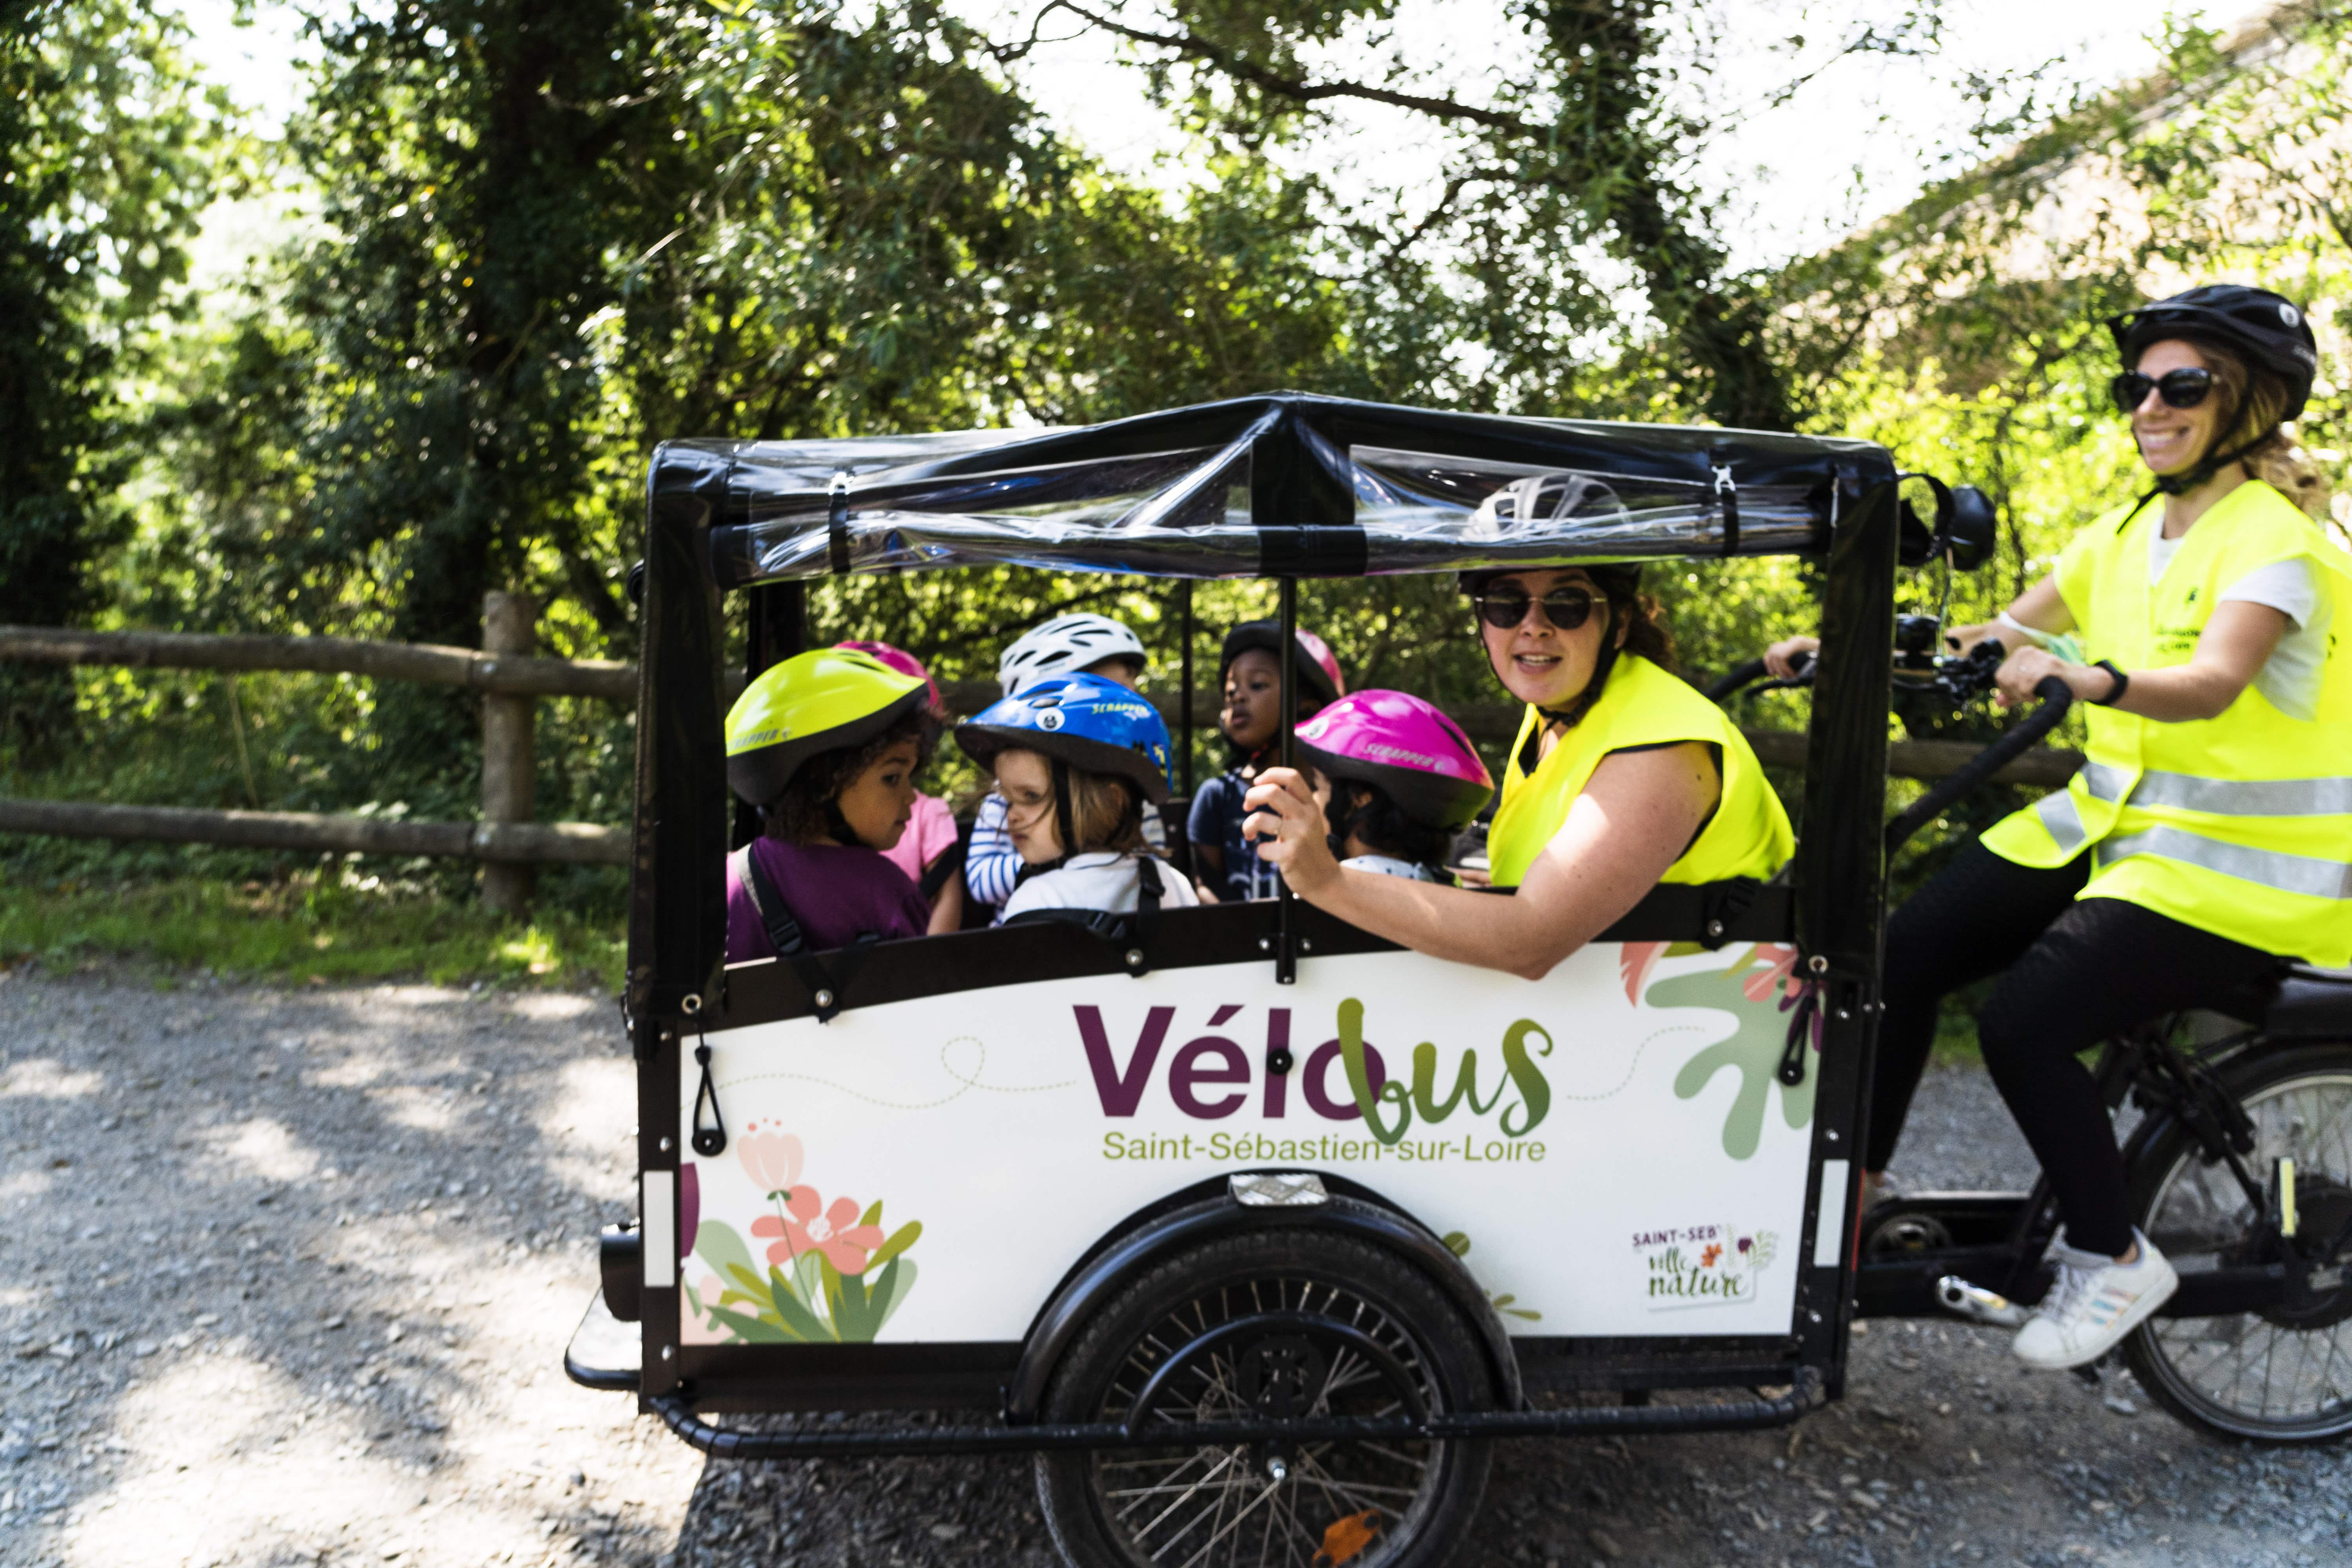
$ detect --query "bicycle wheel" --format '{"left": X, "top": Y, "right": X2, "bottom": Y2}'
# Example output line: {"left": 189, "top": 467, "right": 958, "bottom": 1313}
{"left": 2124, "top": 1042, "right": 2352, "bottom": 1443}
{"left": 1034, "top": 1229, "right": 1494, "bottom": 1568}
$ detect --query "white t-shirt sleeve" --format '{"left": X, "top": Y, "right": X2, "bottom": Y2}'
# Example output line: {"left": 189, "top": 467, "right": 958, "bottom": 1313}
{"left": 2223, "top": 556, "right": 2330, "bottom": 722}
{"left": 2219, "top": 557, "right": 2320, "bottom": 628}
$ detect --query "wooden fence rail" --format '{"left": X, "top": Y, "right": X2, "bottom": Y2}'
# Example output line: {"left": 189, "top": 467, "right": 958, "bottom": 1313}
{"left": 1, "top": 622, "right": 2084, "bottom": 905}
{"left": 0, "top": 624, "right": 636, "bottom": 702}
{"left": 0, "top": 799, "right": 628, "bottom": 865}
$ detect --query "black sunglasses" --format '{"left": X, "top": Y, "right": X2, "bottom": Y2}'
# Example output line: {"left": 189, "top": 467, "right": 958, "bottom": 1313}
{"left": 2110, "top": 367, "right": 2215, "bottom": 413}
{"left": 1471, "top": 584, "right": 1596, "bottom": 632}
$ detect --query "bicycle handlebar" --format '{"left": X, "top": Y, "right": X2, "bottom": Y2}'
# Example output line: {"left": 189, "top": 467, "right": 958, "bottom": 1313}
{"left": 1704, "top": 651, "right": 1813, "bottom": 702}
{"left": 1882, "top": 675, "right": 2075, "bottom": 857}
{"left": 1703, "top": 659, "right": 1769, "bottom": 701}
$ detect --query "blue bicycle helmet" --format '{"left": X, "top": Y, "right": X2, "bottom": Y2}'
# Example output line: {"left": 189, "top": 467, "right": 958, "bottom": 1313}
{"left": 955, "top": 674, "right": 1172, "bottom": 804}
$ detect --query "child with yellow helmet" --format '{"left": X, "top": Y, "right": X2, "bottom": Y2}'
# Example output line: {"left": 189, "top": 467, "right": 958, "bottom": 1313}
{"left": 723, "top": 646, "right": 941, "bottom": 961}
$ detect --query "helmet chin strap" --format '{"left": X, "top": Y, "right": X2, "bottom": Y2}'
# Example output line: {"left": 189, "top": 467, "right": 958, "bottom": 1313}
{"left": 1535, "top": 597, "right": 1622, "bottom": 732}
{"left": 1016, "top": 759, "right": 1078, "bottom": 889}
{"left": 821, "top": 798, "right": 859, "bottom": 848}
{"left": 1051, "top": 759, "right": 1076, "bottom": 866}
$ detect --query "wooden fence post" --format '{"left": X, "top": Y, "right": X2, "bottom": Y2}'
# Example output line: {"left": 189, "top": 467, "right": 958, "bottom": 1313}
{"left": 481, "top": 592, "right": 537, "bottom": 916}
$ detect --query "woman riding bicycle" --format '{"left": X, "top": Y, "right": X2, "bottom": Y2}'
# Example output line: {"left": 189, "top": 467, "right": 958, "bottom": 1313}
{"left": 1771, "top": 284, "right": 2351, "bottom": 1370}
{"left": 1243, "top": 475, "right": 1793, "bottom": 979}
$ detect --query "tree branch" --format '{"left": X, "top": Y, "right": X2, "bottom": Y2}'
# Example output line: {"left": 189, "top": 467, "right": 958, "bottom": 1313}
{"left": 1033, "top": 0, "right": 1538, "bottom": 134}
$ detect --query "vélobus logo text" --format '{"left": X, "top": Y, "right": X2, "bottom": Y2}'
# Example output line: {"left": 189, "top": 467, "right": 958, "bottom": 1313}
{"left": 1073, "top": 997, "right": 1551, "bottom": 1142}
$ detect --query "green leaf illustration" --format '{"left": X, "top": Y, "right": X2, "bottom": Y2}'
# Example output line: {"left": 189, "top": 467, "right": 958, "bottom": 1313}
{"left": 705, "top": 1305, "right": 793, "bottom": 1343}
{"left": 1441, "top": 1231, "right": 1471, "bottom": 1258}
{"left": 1652, "top": 949, "right": 1818, "bottom": 1160}
{"left": 860, "top": 1199, "right": 884, "bottom": 1229}
{"left": 764, "top": 1264, "right": 835, "bottom": 1342}
{"left": 693, "top": 1220, "right": 757, "bottom": 1289}
{"left": 869, "top": 1258, "right": 918, "bottom": 1335}
{"left": 791, "top": 1249, "right": 825, "bottom": 1307}
{"left": 868, "top": 1220, "right": 923, "bottom": 1272}
{"left": 817, "top": 1252, "right": 864, "bottom": 1341}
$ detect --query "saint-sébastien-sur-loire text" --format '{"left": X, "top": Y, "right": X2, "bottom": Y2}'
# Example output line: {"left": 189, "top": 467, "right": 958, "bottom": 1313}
{"left": 1102, "top": 1130, "right": 1548, "bottom": 1163}
{"left": 1076, "top": 996, "right": 1553, "bottom": 1145}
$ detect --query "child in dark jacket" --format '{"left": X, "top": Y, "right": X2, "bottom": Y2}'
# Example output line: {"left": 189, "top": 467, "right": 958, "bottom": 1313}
{"left": 1186, "top": 620, "right": 1345, "bottom": 902}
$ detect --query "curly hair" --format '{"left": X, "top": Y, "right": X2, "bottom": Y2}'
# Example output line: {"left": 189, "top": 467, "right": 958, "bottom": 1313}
{"left": 763, "top": 708, "right": 938, "bottom": 846}
{"left": 1601, "top": 579, "right": 1677, "bottom": 671}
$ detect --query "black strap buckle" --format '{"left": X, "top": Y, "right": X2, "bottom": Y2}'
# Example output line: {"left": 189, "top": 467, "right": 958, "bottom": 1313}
{"left": 1778, "top": 986, "right": 1819, "bottom": 1087}
{"left": 690, "top": 1038, "right": 728, "bottom": 1156}
{"left": 1713, "top": 461, "right": 1740, "bottom": 559}
{"left": 826, "top": 471, "right": 852, "bottom": 575}
{"left": 1697, "top": 876, "right": 1763, "bottom": 949}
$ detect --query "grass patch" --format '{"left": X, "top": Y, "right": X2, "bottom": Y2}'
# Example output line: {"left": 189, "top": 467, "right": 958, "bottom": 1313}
{"left": 0, "top": 873, "right": 624, "bottom": 992}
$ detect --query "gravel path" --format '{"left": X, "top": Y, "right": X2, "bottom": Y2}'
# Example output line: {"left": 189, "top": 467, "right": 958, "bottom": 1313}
{"left": 4, "top": 967, "right": 2349, "bottom": 1568}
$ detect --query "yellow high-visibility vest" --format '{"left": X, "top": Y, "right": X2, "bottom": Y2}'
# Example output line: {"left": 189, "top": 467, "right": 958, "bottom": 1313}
{"left": 1487, "top": 653, "right": 1794, "bottom": 889}
{"left": 1982, "top": 479, "right": 2352, "bottom": 964}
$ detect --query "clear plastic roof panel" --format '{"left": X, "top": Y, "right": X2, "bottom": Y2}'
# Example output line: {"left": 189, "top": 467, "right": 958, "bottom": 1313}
{"left": 674, "top": 393, "right": 1894, "bottom": 585}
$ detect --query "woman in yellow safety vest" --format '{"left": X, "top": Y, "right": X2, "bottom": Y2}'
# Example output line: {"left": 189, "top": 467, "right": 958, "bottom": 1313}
{"left": 1771, "top": 284, "right": 2345, "bottom": 1372}
{"left": 1241, "top": 543, "right": 1793, "bottom": 980}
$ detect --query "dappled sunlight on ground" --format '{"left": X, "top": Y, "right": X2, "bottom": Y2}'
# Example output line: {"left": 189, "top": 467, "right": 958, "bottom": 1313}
{"left": 510, "top": 995, "right": 598, "bottom": 1024}
{"left": 213, "top": 1116, "right": 323, "bottom": 1183}
{"left": 0, "top": 969, "right": 703, "bottom": 1568}
{"left": 1, "top": 1059, "right": 105, "bottom": 1100}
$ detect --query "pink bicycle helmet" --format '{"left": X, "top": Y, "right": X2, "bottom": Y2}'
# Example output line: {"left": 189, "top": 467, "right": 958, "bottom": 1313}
{"left": 1220, "top": 621, "right": 1346, "bottom": 707}
{"left": 1293, "top": 690, "right": 1494, "bottom": 829}
{"left": 835, "top": 641, "right": 943, "bottom": 712}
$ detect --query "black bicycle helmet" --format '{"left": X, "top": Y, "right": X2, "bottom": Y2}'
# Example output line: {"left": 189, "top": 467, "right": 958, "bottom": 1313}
{"left": 1218, "top": 620, "right": 1346, "bottom": 708}
{"left": 2109, "top": 283, "right": 2319, "bottom": 421}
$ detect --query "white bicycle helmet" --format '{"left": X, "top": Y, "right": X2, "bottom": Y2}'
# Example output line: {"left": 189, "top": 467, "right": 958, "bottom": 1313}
{"left": 997, "top": 613, "right": 1149, "bottom": 697}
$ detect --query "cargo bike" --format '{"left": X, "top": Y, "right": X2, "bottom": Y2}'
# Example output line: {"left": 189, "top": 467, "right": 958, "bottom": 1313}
{"left": 567, "top": 394, "right": 2352, "bottom": 1568}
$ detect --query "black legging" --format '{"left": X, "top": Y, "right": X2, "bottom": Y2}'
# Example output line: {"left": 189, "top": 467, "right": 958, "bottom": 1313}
{"left": 1868, "top": 839, "right": 2279, "bottom": 1256}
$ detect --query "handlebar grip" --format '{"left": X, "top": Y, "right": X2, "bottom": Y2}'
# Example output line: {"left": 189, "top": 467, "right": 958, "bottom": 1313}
{"left": 1883, "top": 675, "right": 2075, "bottom": 857}
{"left": 2032, "top": 674, "right": 2075, "bottom": 709}
{"left": 1704, "top": 651, "right": 1815, "bottom": 704}
{"left": 1703, "top": 658, "right": 1769, "bottom": 702}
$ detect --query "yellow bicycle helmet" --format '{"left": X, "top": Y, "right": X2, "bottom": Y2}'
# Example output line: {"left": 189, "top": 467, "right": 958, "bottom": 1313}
{"left": 725, "top": 647, "right": 931, "bottom": 807}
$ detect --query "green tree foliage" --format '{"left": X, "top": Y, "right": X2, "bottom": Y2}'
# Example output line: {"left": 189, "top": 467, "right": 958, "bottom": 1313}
{"left": 1014, "top": 0, "right": 1953, "bottom": 427}
{"left": 16, "top": 0, "right": 2352, "bottom": 916}
{"left": 0, "top": 0, "right": 224, "bottom": 748}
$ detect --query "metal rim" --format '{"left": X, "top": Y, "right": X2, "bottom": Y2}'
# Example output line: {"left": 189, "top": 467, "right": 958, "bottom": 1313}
{"left": 1086, "top": 1274, "right": 1452, "bottom": 1568}
{"left": 2136, "top": 1068, "right": 2352, "bottom": 1439}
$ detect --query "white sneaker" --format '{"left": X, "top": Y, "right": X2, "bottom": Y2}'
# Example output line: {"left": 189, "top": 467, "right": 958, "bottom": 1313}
{"left": 2012, "top": 1229, "right": 2178, "bottom": 1370}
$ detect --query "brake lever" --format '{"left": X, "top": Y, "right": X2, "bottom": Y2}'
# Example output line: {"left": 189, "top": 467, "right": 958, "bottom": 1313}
{"left": 1926, "top": 639, "right": 2005, "bottom": 706}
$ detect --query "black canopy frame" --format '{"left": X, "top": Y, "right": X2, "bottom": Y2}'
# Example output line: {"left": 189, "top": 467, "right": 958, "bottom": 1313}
{"left": 676, "top": 392, "right": 1883, "bottom": 587}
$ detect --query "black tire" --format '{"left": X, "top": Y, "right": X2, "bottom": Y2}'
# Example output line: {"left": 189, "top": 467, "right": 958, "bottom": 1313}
{"left": 2123, "top": 1042, "right": 2352, "bottom": 1444}
{"left": 1034, "top": 1229, "right": 1495, "bottom": 1568}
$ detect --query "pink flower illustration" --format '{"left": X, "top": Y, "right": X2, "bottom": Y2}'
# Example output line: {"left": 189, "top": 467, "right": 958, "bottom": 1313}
{"left": 1619, "top": 942, "right": 1668, "bottom": 1006}
{"left": 751, "top": 1187, "right": 886, "bottom": 1275}
{"left": 736, "top": 1121, "right": 804, "bottom": 1197}
{"left": 1742, "top": 944, "right": 1800, "bottom": 1004}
